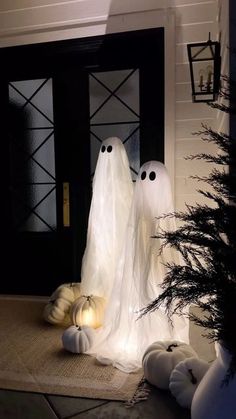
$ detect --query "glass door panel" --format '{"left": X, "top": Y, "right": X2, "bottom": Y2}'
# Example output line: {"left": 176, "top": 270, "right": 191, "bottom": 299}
{"left": 89, "top": 69, "right": 140, "bottom": 181}
{"left": 8, "top": 78, "right": 57, "bottom": 232}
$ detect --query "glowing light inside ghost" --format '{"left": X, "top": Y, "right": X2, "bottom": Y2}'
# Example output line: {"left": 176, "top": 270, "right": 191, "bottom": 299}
{"left": 87, "top": 161, "right": 189, "bottom": 372}
{"left": 80, "top": 137, "right": 133, "bottom": 300}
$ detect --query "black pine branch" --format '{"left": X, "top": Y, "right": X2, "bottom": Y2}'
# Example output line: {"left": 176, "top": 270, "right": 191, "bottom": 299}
{"left": 142, "top": 72, "right": 236, "bottom": 381}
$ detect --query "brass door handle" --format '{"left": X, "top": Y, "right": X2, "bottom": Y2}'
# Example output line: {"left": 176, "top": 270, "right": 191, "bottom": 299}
{"left": 63, "top": 182, "right": 70, "bottom": 227}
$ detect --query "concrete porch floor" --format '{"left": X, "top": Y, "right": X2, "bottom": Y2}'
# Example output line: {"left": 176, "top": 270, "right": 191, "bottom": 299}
{"left": 0, "top": 306, "right": 216, "bottom": 419}
{"left": 0, "top": 385, "right": 191, "bottom": 419}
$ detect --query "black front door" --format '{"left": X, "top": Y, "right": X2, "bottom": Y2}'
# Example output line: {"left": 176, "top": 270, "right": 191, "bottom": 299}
{"left": 0, "top": 28, "right": 164, "bottom": 296}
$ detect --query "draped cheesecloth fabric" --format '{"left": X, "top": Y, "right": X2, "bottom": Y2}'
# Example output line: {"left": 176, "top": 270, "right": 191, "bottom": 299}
{"left": 80, "top": 137, "right": 133, "bottom": 300}
{"left": 87, "top": 161, "right": 189, "bottom": 372}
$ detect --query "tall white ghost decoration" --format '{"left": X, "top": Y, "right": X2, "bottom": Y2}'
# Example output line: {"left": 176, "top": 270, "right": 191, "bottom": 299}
{"left": 80, "top": 137, "right": 133, "bottom": 300}
{"left": 87, "top": 161, "right": 189, "bottom": 372}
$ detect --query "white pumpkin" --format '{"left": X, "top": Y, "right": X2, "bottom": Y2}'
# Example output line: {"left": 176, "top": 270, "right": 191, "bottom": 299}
{"left": 62, "top": 325, "right": 95, "bottom": 353}
{"left": 169, "top": 357, "right": 210, "bottom": 409}
{"left": 142, "top": 341, "right": 198, "bottom": 390}
{"left": 70, "top": 295, "right": 106, "bottom": 329}
{"left": 43, "top": 282, "right": 81, "bottom": 325}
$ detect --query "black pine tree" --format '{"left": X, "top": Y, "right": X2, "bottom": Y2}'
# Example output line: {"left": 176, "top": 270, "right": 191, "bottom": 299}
{"left": 141, "top": 74, "right": 236, "bottom": 381}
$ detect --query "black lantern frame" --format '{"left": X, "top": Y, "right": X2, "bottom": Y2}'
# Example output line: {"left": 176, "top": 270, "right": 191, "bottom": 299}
{"left": 187, "top": 34, "right": 221, "bottom": 103}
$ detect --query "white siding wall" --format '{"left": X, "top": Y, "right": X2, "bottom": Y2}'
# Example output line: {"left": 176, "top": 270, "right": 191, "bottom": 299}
{"left": 0, "top": 0, "right": 224, "bottom": 210}
{"left": 217, "top": 0, "right": 229, "bottom": 134}
{"left": 175, "top": 0, "right": 219, "bottom": 212}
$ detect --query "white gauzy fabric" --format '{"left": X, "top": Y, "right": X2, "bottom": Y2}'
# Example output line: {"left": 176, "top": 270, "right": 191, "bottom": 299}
{"left": 80, "top": 137, "right": 133, "bottom": 300}
{"left": 87, "top": 161, "right": 189, "bottom": 372}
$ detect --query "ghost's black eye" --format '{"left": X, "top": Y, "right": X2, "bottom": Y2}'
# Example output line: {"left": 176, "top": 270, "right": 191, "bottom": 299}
{"left": 141, "top": 171, "right": 146, "bottom": 180}
{"left": 149, "top": 171, "right": 156, "bottom": 181}
{"left": 101, "top": 145, "right": 106, "bottom": 153}
{"left": 107, "top": 145, "right": 112, "bottom": 153}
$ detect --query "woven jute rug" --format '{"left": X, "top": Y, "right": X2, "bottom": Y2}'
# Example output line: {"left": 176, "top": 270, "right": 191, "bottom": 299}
{"left": 0, "top": 296, "right": 143, "bottom": 401}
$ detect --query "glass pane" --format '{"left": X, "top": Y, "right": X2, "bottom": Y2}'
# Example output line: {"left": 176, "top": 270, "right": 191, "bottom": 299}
{"left": 10, "top": 79, "right": 45, "bottom": 98}
{"left": 91, "top": 122, "right": 139, "bottom": 142}
{"left": 11, "top": 185, "right": 56, "bottom": 232}
{"left": 22, "top": 214, "right": 51, "bottom": 233}
{"left": 21, "top": 128, "right": 54, "bottom": 154}
{"left": 36, "top": 188, "right": 57, "bottom": 229}
{"left": 123, "top": 129, "right": 140, "bottom": 180}
{"left": 30, "top": 79, "right": 54, "bottom": 122}
{"left": 191, "top": 44, "right": 215, "bottom": 61}
{"left": 24, "top": 102, "right": 54, "bottom": 128}
{"left": 91, "top": 95, "right": 139, "bottom": 124}
{"left": 92, "top": 69, "right": 133, "bottom": 90}
{"left": 8, "top": 78, "right": 57, "bottom": 232}
{"left": 89, "top": 69, "right": 140, "bottom": 181}
{"left": 193, "top": 60, "right": 214, "bottom": 94}
{"left": 33, "top": 133, "right": 55, "bottom": 177}
{"left": 115, "top": 70, "right": 140, "bottom": 115}
{"left": 89, "top": 77, "right": 110, "bottom": 116}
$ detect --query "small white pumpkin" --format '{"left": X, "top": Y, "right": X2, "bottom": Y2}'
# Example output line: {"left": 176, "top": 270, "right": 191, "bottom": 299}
{"left": 43, "top": 282, "right": 81, "bottom": 326}
{"left": 70, "top": 295, "right": 106, "bottom": 329}
{"left": 169, "top": 357, "right": 210, "bottom": 409}
{"left": 62, "top": 325, "right": 95, "bottom": 353}
{"left": 142, "top": 340, "right": 198, "bottom": 390}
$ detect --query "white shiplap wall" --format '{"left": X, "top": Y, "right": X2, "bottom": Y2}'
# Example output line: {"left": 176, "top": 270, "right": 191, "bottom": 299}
{"left": 0, "top": 0, "right": 224, "bottom": 210}
{"left": 217, "top": 0, "right": 229, "bottom": 134}
{"left": 175, "top": 0, "right": 219, "bottom": 212}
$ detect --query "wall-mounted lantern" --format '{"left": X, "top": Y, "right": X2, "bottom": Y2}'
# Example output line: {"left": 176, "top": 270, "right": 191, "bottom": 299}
{"left": 187, "top": 33, "right": 221, "bottom": 103}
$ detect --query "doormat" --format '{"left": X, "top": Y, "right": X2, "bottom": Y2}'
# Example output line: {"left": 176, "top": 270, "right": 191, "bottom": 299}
{"left": 0, "top": 296, "right": 143, "bottom": 401}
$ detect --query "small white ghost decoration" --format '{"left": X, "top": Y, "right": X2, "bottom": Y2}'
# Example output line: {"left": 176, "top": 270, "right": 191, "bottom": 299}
{"left": 80, "top": 137, "right": 133, "bottom": 300}
{"left": 87, "top": 161, "right": 189, "bottom": 372}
